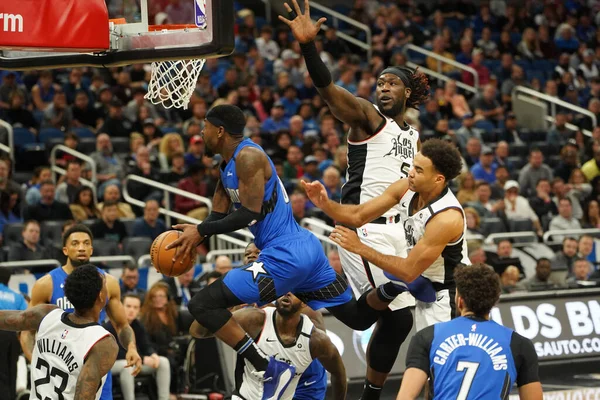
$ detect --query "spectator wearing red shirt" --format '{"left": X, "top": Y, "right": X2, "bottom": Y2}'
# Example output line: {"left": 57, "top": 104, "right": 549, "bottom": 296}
{"left": 462, "top": 49, "right": 490, "bottom": 88}
{"left": 174, "top": 164, "right": 209, "bottom": 222}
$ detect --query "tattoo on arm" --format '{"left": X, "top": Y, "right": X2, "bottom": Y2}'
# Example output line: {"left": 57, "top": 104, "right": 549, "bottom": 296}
{"left": 118, "top": 324, "right": 135, "bottom": 349}
{"left": 75, "top": 336, "right": 118, "bottom": 400}
{"left": 0, "top": 304, "right": 57, "bottom": 332}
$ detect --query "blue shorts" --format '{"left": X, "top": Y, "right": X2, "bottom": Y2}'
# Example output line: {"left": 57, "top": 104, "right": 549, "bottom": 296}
{"left": 223, "top": 230, "right": 351, "bottom": 310}
{"left": 294, "top": 359, "right": 328, "bottom": 400}
{"left": 101, "top": 372, "right": 112, "bottom": 399}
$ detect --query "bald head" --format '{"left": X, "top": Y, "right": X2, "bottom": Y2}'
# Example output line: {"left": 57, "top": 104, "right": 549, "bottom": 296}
{"left": 215, "top": 255, "right": 232, "bottom": 274}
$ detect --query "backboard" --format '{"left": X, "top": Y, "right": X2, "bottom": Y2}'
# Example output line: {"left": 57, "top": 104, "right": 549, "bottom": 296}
{"left": 0, "top": 0, "right": 234, "bottom": 70}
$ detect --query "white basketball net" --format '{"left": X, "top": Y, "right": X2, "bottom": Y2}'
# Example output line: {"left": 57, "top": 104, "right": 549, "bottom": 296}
{"left": 145, "top": 58, "right": 206, "bottom": 109}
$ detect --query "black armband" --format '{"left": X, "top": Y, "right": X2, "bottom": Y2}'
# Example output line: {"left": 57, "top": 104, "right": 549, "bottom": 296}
{"left": 196, "top": 211, "right": 227, "bottom": 241}
{"left": 197, "top": 206, "right": 262, "bottom": 237}
{"left": 300, "top": 41, "right": 332, "bottom": 88}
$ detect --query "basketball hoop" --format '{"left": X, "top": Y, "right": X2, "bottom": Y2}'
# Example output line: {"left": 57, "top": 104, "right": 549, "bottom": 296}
{"left": 144, "top": 24, "right": 207, "bottom": 110}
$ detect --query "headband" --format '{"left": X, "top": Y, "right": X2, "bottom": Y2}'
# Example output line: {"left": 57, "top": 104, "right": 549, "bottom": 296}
{"left": 379, "top": 67, "right": 412, "bottom": 89}
{"left": 205, "top": 113, "right": 245, "bottom": 136}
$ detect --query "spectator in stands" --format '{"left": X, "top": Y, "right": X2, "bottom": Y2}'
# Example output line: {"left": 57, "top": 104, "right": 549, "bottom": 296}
{"left": 455, "top": 38, "right": 474, "bottom": 65}
{"left": 4, "top": 90, "right": 38, "bottom": 133}
{"left": 301, "top": 156, "right": 320, "bottom": 183}
{"left": 182, "top": 103, "right": 206, "bottom": 135}
{"left": 551, "top": 177, "right": 583, "bottom": 220}
{"left": 91, "top": 133, "right": 127, "bottom": 197}
{"left": 55, "top": 160, "right": 88, "bottom": 204}
{"left": 41, "top": 89, "right": 72, "bottom": 131}
{"left": 427, "top": 35, "right": 456, "bottom": 73}
{"left": 0, "top": 159, "right": 21, "bottom": 207}
{"left": 99, "top": 99, "right": 133, "bottom": 138}
{"left": 578, "top": 234, "right": 598, "bottom": 268}
{"left": 91, "top": 200, "right": 128, "bottom": 243}
{"left": 500, "top": 265, "right": 522, "bottom": 294}
{"left": 255, "top": 26, "right": 280, "bottom": 61}
{"left": 551, "top": 236, "right": 578, "bottom": 273}
{"left": 214, "top": 255, "right": 233, "bottom": 274}
{"left": 291, "top": 192, "right": 307, "bottom": 223}
{"left": 472, "top": 84, "right": 504, "bottom": 125}
{"left": 582, "top": 148, "right": 600, "bottom": 182}
{"left": 555, "top": 26, "right": 579, "bottom": 53}
{"left": 517, "top": 27, "right": 543, "bottom": 60}
{"left": 22, "top": 180, "right": 72, "bottom": 222}
{"left": 467, "top": 181, "right": 502, "bottom": 218}
{"left": 518, "top": 148, "right": 554, "bottom": 197}
{"left": 174, "top": 164, "right": 209, "bottom": 222}
{"left": 157, "top": 134, "right": 184, "bottom": 172}
{"left": 0, "top": 191, "right": 21, "bottom": 244}
{"left": 567, "top": 258, "right": 593, "bottom": 284}
{"left": 184, "top": 134, "right": 204, "bottom": 168}
{"left": 467, "top": 240, "right": 486, "bottom": 264}
{"left": 262, "top": 101, "right": 289, "bottom": 134}
{"left": 497, "top": 112, "right": 523, "bottom": 144}
{"left": 163, "top": 267, "right": 201, "bottom": 310}
{"left": 454, "top": 113, "right": 483, "bottom": 150}
{"left": 97, "top": 184, "right": 135, "bottom": 219}
{"left": 464, "top": 207, "right": 483, "bottom": 236}
{"left": 140, "top": 282, "right": 187, "bottom": 395}
{"left": 477, "top": 26, "right": 500, "bottom": 59}
{"left": 419, "top": 99, "right": 442, "bottom": 131}
{"left": 69, "top": 186, "right": 100, "bottom": 222}
{"left": 120, "top": 264, "right": 146, "bottom": 300}
{"left": 471, "top": 146, "right": 498, "bottom": 184}
{"left": 463, "top": 137, "right": 482, "bottom": 168}
{"left": 456, "top": 172, "right": 476, "bottom": 204}
{"left": 503, "top": 180, "right": 544, "bottom": 236}
{"left": 161, "top": 152, "right": 186, "bottom": 185}
{"left": 517, "top": 258, "right": 554, "bottom": 291}
{"left": 127, "top": 146, "right": 163, "bottom": 205}
{"left": 583, "top": 200, "right": 600, "bottom": 229}
{"left": 554, "top": 142, "right": 581, "bottom": 182}
{"left": 322, "top": 166, "right": 342, "bottom": 202}
{"left": 501, "top": 66, "right": 528, "bottom": 108}
{"left": 124, "top": 88, "right": 159, "bottom": 124}
{"left": 284, "top": 145, "right": 303, "bottom": 180}
{"left": 491, "top": 166, "right": 509, "bottom": 200}
{"left": 547, "top": 112, "right": 573, "bottom": 146}
{"left": 30, "top": 71, "right": 57, "bottom": 113}
{"left": 463, "top": 49, "right": 490, "bottom": 87}
{"left": 529, "top": 178, "right": 558, "bottom": 223}
{"left": 442, "top": 80, "right": 471, "bottom": 119}
{"left": 71, "top": 90, "right": 101, "bottom": 131}
{"left": 132, "top": 200, "right": 166, "bottom": 241}
{"left": 7, "top": 220, "right": 47, "bottom": 262}
{"left": 104, "top": 293, "right": 172, "bottom": 400}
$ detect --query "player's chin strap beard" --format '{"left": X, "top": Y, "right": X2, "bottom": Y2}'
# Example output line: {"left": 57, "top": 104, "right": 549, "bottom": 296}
{"left": 70, "top": 258, "right": 89, "bottom": 268}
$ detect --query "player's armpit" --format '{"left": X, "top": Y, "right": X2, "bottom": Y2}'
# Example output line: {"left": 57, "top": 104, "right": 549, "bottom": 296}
{"left": 211, "top": 179, "right": 232, "bottom": 214}
{"left": 75, "top": 336, "right": 118, "bottom": 400}
{"left": 310, "top": 328, "right": 347, "bottom": 400}
{"left": 357, "top": 208, "right": 464, "bottom": 282}
{"left": 396, "top": 368, "right": 428, "bottom": 400}
{"left": 0, "top": 304, "right": 58, "bottom": 332}
{"left": 518, "top": 382, "right": 543, "bottom": 400}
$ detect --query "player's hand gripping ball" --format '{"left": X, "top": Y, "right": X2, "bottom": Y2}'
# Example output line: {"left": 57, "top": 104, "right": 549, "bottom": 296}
{"left": 151, "top": 230, "right": 195, "bottom": 276}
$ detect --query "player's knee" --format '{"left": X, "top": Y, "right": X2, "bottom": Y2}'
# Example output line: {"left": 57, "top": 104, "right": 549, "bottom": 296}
{"left": 188, "top": 279, "right": 238, "bottom": 332}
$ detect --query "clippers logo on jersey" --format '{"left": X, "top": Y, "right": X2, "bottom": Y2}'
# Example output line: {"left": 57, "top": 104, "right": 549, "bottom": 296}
{"left": 403, "top": 220, "right": 416, "bottom": 247}
{"left": 384, "top": 135, "right": 415, "bottom": 160}
{"left": 61, "top": 330, "right": 69, "bottom": 340}
{"left": 432, "top": 332, "right": 509, "bottom": 371}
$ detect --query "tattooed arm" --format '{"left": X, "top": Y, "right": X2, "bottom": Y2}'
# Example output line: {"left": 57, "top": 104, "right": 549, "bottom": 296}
{"left": 19, "top": 275, "right": 53, "bottom": 360}
{"left": 75, "top": 336, "right": 118, "bottom": 400}
{"left": 0, "top": 304, "right": 58, "bottom": 332}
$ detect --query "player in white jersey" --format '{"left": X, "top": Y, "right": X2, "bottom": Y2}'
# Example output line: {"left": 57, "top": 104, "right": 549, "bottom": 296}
{"left": 0, "top": 264, "right": 118, "bottom": 400}
{"left": 304, "top": 139, "right": 469, "bottom": 330}
{"left": 190, "top": 293, "right": 347, "bottom": 400}
{"left": 279, "top": 1, "right": 431, "bottom": 397}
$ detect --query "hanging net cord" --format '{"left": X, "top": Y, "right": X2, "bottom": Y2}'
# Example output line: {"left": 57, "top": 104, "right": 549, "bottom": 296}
{"left": 145, "top": 58, "right": 206, "bottom": 109}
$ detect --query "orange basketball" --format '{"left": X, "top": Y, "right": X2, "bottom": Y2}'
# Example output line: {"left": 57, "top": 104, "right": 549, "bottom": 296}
{"left": 150, "top": 230, "right": 195, "bottom": 277}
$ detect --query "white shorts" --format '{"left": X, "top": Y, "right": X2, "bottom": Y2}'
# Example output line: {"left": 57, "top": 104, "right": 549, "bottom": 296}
{"left": 414, "top": 288, "right": 454, "bottom": 331}
{"left": 338, "top": 221, "right": 414, "bottom": 311}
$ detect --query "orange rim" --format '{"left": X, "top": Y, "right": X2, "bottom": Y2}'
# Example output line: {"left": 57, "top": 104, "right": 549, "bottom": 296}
{"left": 149, "top": 24, "right": 199, "bottom": 31}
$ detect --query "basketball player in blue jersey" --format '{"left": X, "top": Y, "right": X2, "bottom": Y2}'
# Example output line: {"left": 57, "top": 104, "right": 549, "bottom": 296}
{"left": 21, "top": 224, "right": 142, "bottom": 400}
{"left": 243, "top": 242, "right": 328, "bottom": 400}
{"left": 168, "top": 104, "right": 418, "bottom": 399}
{"left": 398, "top": 264, "right": 542, "bottom": 399}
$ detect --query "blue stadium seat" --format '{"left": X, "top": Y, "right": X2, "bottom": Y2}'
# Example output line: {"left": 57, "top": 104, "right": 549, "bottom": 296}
{"left": 509, "top": 144, "right": 529, "bottom": 157}
{"left": 123, "top": 237, "right": 153, "bottom": 264}
{"left": 73, "top": 127, "right": 95, "bottom": 139}
{"left": 480, "top": 218, "right": 507, "bottom": 236}
{"left": 39, "top": 128, "right": 65, "bottom": 144}
{"left": 449, "top": 119, "right": 462, "bottom": 130}
{"left": 77, "top": 138, "right": 96, "bottom": 154}
{"left": 161, "top": 126, "right": 182, "bottom": 134}
{"left": 445, "top": 18, "right": 463, "bottom": 34}
{"left": 3, "top": 223, "right": 24, "bottom": 246}
{"left": 510, "top": 32, "right": 522, "bottom": 45}
{"left": 12, "top": 127, "right": 37, "bottom": 148}
{"left": 474, "top": 120, "right": 496, "bottom": 132}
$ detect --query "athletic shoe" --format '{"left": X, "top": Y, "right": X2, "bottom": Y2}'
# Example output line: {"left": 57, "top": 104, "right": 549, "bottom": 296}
{"left": 383, "top": 273, "right": 436, "bottom": 302}
{"left": 259, "top": 357, "right": 296, "bottom": 400}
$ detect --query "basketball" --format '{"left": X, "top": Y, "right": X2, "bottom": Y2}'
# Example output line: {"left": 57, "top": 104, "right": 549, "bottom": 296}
{"left": 151, "top": 230, "right": 195, "bottom": 277}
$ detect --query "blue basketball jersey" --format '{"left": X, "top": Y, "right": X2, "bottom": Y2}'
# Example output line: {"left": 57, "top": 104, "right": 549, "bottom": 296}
{"left": 430, "top": 317, "right": 517, "bottom": 399}
{"left": 294, "top": 359, "right": 328, "bottom": 400}
{"left": 48, "top": 266, "right": 112, "bottom": 400}
{"left": 220, "top": 139, "right": 301, "bottom": 249}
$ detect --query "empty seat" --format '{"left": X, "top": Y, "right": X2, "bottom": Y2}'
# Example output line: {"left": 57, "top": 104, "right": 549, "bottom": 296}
{"left": 480, "top": 130, "right": 497, "bottom": 143}
{"left": 121, "top": 218, "right": 136, "bottom": 237}
{"left": 77, "top": 137, "right": 96, "bottom": 154}
{"left": 508, "top": 218, "right": 534, "bottom": 232}
{"left": 41, "top": 220, "right": 64, "bottom": 248}
{"left": 92, "top": 239, "right": 121, "bottom": 257}
{"left": 474, "top": 120, "right": 496, "bottom": 132}
{"left": 111, "top": 137, "right": 129, "bottom": 154}
{"left": 509, "top": 144, "right": 529, "bottom": 157}
{"left": 122, "top": 237, "right": 152, "bottom": 264}
{"left": 73, "top": 127, "right": 95, "bottom": 139}
{"left": 13, "top": 128, "right": 37, "bottom": 149}
{"left": 3, "top": 223, "right": 24, "bottom": 246}
{"left": 507, "top": 156, "right": 527, "bottom": 170}
{"left": 39, "top": 128, "right": 65, "bottom": 144}
{"left": 480, "top": 218, "right": 507, "bottom": 236}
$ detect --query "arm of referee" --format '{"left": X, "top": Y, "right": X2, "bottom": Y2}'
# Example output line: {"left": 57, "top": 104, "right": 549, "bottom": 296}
{"left": 511, "top": 332, "right": 543, "bottom": 400}
{"left": 397, "top": 326, "right": 434, "bottom": 400}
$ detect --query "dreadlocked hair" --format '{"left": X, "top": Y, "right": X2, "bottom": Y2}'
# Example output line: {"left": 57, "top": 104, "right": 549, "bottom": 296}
{"left": 405, "top": 67, "right": 430, "bottom": 109}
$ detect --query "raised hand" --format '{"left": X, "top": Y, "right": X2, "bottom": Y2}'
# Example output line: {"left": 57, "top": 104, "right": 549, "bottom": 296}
{"left": 301, "top": 180, "right": 329, "bottom": 208}
{"left": 278, "top": 0, "right": 327, "bottom": 44}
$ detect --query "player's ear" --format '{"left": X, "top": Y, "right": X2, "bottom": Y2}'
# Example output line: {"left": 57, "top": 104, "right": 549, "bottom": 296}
{"left": 405, "top": 87, "right": 411, "bottom": 98}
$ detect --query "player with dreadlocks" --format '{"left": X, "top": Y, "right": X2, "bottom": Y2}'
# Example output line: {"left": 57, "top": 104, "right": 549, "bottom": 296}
{"left": 279, "top": 0, "right": 431, "bottom": 398}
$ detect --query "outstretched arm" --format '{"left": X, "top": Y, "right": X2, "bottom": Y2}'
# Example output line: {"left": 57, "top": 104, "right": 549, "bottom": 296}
{"left": 310, "top": 328, "right": 347, "bottom": 400}
{"left": 19, "top": 276, "right": 53, "bottom": 361}
{"left": 332, "top": 209, "right": 464, "bottom": 282}
{"left": 303, "top": 179, "right": 408, "bottom": 227}
{"left": 75, "top": 336, "right": 118, "bottom": 400}
{"left": 279, "top": 0, "right": 381, "bottom": 131}
{"left": 190, "top": 307, "right": 266, "bottom": 339}
{"left": 0, "top": 304, "right": 58, "bottom": 332}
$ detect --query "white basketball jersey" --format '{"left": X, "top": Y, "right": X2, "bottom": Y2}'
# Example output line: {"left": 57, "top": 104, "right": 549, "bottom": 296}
{"left": 398, "top": 187, "right": 471, "bottom": 284}
{"left": 235, "top": 308, "right": 314, "bottom": 400}
{"left": 30, "top": 309, "right": 111, "bottom": 400}
{"left": 342, "top": 104, "right": 419, "bottom": 218}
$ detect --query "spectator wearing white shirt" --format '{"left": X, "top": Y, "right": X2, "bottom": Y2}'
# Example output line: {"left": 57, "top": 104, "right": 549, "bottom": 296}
{"left": 255, "top": 26, "right": 280, "bottom": 61}
{"left": 549, "top": 198, "right": 582, "bottom": 242}
{"left": 503, "top": 180, "right": 544, "bottom": 236}
{"left": 578, "top": 49, "right": 599, "bottom": 80}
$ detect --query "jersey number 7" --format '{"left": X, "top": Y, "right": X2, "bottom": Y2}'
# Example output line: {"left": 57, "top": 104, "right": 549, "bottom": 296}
{"left": 456, "top": 361, "right": 480, "bottom": 400}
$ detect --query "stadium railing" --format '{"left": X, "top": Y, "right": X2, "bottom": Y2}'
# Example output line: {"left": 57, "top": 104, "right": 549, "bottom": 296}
{"left": 50, "top": 144, "right": 98, "bottom": 200}
{"left": 405, "top": 61, "right": 479, "bottom": 94}
{"left": 485, "top": 231, "right": 538, "bottom": 246}
{"left": 261, "top": 0, "right": 373, "bottom": 59}
{"left": 512, "top": 85, "right": 597, "bottom": 137}
{"left": 403, "top": 44, "right": 480, "bottom": 90}
{"left": 0, "top": 119, "right": 15, "bottom": 166}
{"left": 543, "top": 228, "right": 600, "bottom": 246}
